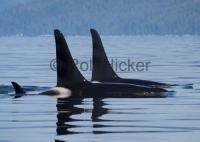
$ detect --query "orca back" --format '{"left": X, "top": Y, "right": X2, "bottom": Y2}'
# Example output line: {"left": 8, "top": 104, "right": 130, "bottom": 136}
{"left": 90, "top": 29, "right": 118, "bottom": 81}
{"left": 54, "top": 30, "right": 86, "bottom": 87}
{"left": 90, "top": 29, "right": 169, "bottom": 87}
{"left": 11, "top": 81, "right": 25, "bottom": 98}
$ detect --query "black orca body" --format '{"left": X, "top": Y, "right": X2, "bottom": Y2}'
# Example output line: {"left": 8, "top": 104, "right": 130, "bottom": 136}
{"left": 53, "top": 29, "right": 170, "bottom": 98}
{"left": 90, "top": 29, "right": 170, "bottom": 87}
{"left": 11, "top": 29, "right": 75, "bottom": 99}
{"left": 11, "top": 29, "right": 171, "bottom": 99}
{"left": 11, "top": 81, "right": 72, "bottom": 99}
{"left": 11, "top": 81, "right": 25, "bottom": 98}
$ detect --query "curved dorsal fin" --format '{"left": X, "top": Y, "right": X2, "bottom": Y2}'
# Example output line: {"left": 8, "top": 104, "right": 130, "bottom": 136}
{"left": 90, "top": 29, "right": 118, "bottom": 81}
{"left": 11, "top": 81, "right": 25, "bottom": 98}
{"left": 54, "top": 29, "right": 86, "bottom": 87}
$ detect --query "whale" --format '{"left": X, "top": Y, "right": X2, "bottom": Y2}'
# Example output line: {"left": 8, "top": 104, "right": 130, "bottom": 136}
{"left": 12, "top": 29, "right": 171, "bottom": 99}
{"left": 11, "top": 30, "right": 75, "bottom": 99}
{"left": 11, "top": 81, "right": 71, "bottom": 99}
{"left": 90, "top": 29, "right": 170, "bottom": 87}
{"left": 51, "top": 29, "right": 171, "bottom": 98}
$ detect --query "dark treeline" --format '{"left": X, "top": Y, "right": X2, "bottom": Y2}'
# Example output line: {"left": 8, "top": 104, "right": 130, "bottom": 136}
{"left": 0, "top": 0, "right": 199, "bottom": 36}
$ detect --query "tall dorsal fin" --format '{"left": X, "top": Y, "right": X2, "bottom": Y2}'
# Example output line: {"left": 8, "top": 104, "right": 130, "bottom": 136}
{"left": 11, "top": 81, "right": 25, "bottom": 98}
{"left": 54, "top": 29, "right": 85, "bottom": 87}
{"left": 90, "top": 29, "right": 118, "bottom": 81}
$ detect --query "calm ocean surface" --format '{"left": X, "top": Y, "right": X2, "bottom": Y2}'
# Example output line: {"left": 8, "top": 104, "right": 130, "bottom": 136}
{"left": 0, "top": 35, "right": 200, "bottom": 142}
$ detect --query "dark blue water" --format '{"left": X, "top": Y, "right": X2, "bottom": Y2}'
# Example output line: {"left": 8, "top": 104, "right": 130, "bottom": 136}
{"left": 0, "top": 35, "right": 200, "bottom": 142}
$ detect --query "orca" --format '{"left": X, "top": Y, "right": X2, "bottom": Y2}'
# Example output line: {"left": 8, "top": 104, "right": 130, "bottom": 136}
{"left": 90, "top": 29, "right": 170, "bottom": 87}
{"left": 11, "top": 81, "right": 25, "bottom": 98}
{"left": 52, "top": 29, "right": 171, "bottom": 98}
{"left": 12, "top": 29, "right": 171, "bottom": 99}
{"left": 11, "top": 29, "right": 75, "bottom": 99}
{"left": 11, "top": 81, "right": 72, "bottom": 99}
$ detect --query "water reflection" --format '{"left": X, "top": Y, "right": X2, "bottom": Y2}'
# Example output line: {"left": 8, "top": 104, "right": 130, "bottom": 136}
{"left": 92, "top": 98, "right": 108, "bottom": 122}
{"left": 56, "top": 98, "right": 83, "bottom": 135}
{"left": 55, "top": 139, "right": 66, "bottom": 142}
{"left": 92, "top": 98, "right": 109, "bottom": 134}
{"left": 56, "top": 97, "right": 110, "bottom": 135}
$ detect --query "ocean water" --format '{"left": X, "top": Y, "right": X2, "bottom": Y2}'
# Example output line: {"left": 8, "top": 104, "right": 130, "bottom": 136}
{"left": 0, "top": 35, "right": 200, "bottom": 142}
